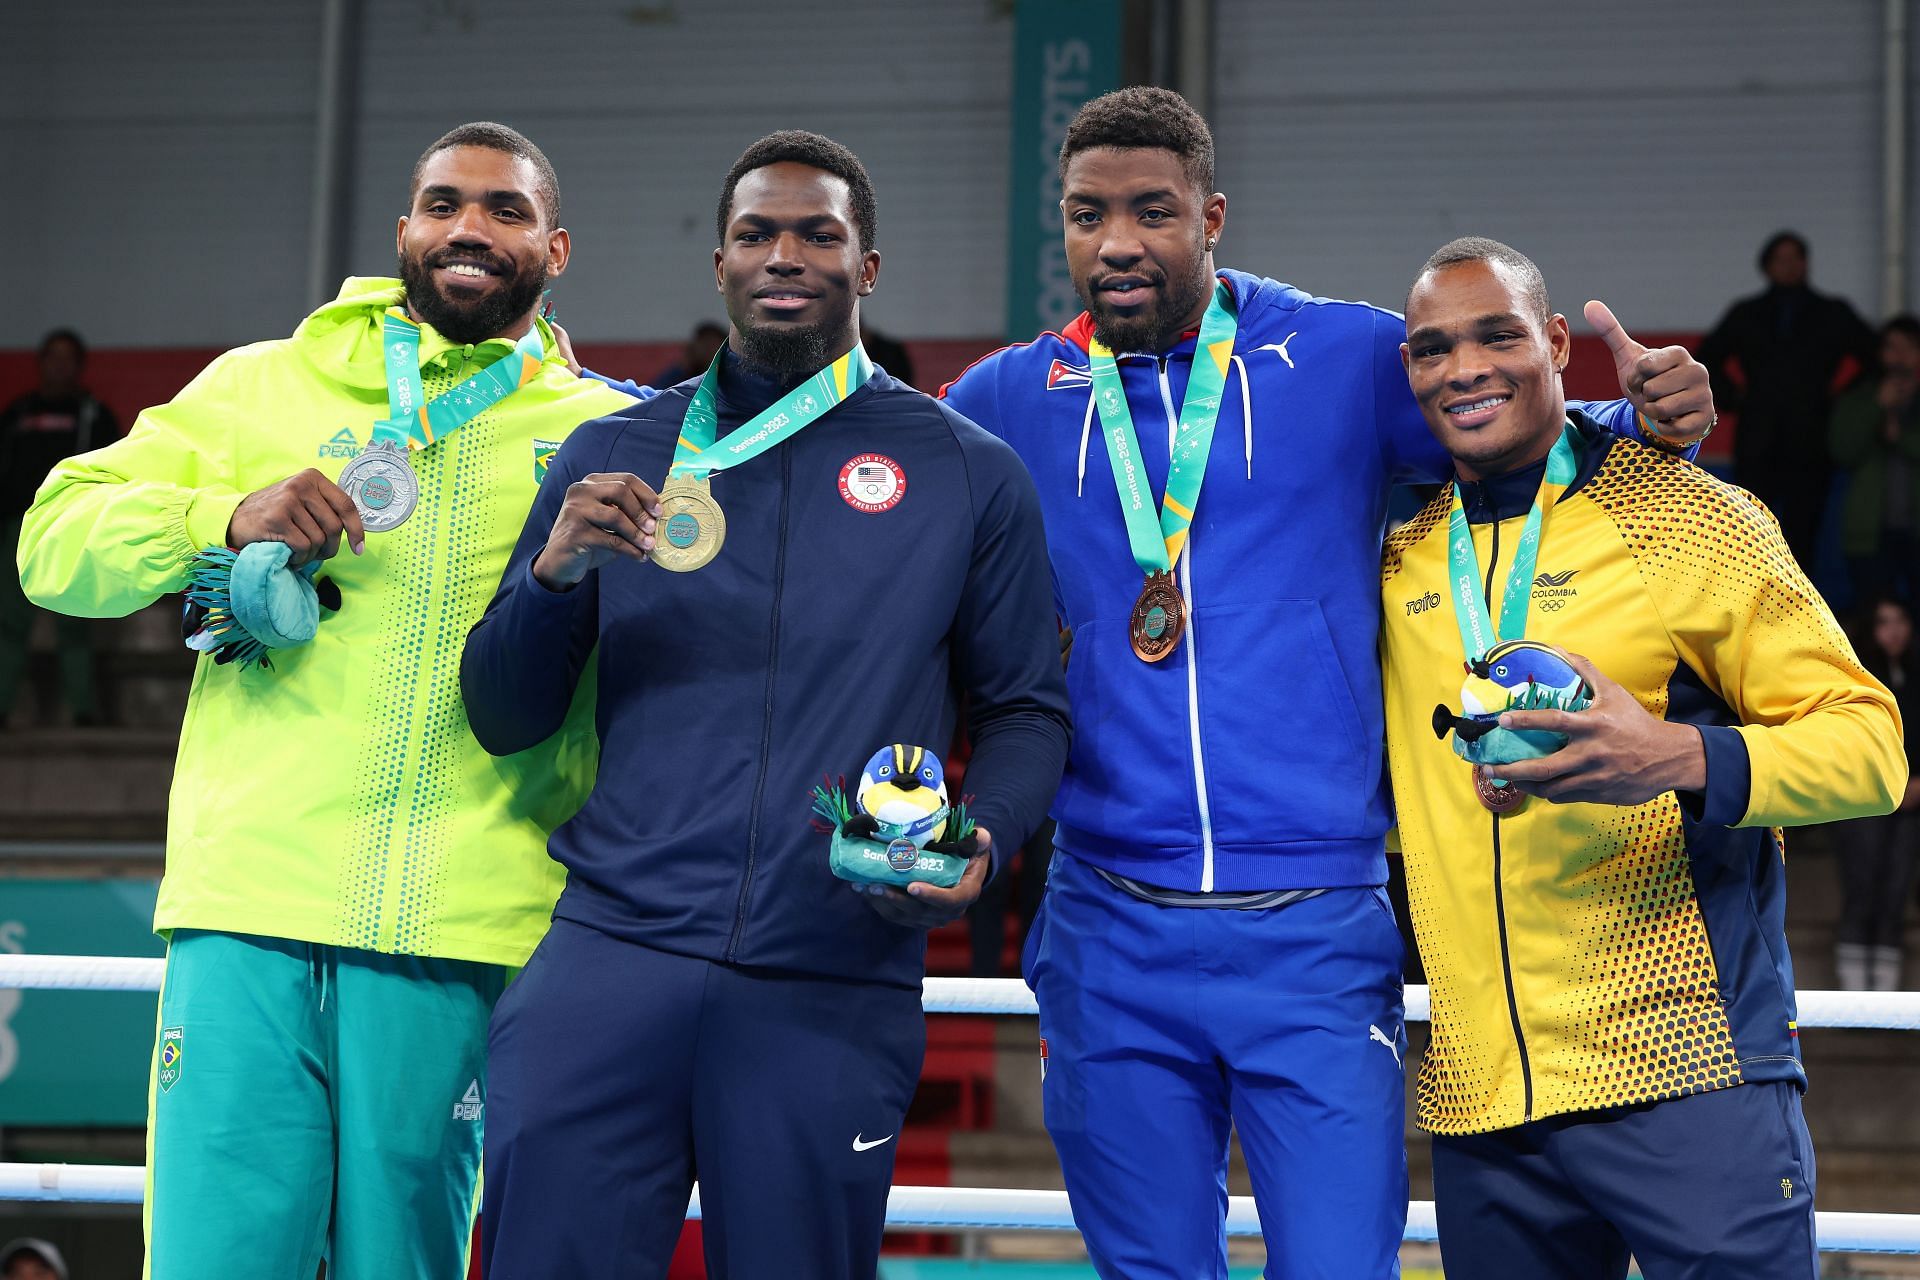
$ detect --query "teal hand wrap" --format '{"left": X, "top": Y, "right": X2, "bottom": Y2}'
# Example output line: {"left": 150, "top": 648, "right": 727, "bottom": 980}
{"left": 228, "top": 542, "right": 320, "bottom": 649}
{"left": 183, "top": 541, "right": 323, "bottom": 670}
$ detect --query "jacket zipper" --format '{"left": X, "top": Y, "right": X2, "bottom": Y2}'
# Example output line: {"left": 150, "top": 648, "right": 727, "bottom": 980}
{"left": 1155, "top": 356, "right": 1218, "bottom": 890}
{"left": 728, "top": 447, "right": 792, "bottom": 960}
{"left": 1480, "top": 508, "right": 1535, "bottom": 1120}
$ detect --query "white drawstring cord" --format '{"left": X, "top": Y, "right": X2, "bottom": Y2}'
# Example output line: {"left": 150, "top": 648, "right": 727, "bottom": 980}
{"left": 1075, "top": 384, "right": 1097, "bottom": 497}
{"left": 1231, "top": 354, "right": 1253, "bottom": 478}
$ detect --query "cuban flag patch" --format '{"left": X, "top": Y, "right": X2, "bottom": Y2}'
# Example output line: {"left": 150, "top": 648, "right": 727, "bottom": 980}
{"left": 1046, "top": 359, "right": 1093, "bottom": 391}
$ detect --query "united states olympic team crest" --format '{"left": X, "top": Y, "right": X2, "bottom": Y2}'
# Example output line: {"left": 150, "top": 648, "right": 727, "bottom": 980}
{"left": 838, "top": 454, "right": 906, "bottom": 514}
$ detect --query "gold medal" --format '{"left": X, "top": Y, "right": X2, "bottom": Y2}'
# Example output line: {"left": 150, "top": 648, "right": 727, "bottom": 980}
{"left": 1473, "top": 766, "right": 1526, "bottom": 815}
{"left": 1129, "top": 571, "right": 1186, "bottom": 663}
{"left": 651, "top": 475, "right": 726, "bottom": 573}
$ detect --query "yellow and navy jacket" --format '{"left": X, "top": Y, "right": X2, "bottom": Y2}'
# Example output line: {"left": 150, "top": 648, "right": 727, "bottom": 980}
{"left": 1381, "top": 413, "right": 1905, "bottom": 1136}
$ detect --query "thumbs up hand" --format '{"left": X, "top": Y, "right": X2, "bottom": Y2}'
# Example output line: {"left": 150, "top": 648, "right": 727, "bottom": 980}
{"left": 1585, "top": 299, "right": 1715, "bottom": 448}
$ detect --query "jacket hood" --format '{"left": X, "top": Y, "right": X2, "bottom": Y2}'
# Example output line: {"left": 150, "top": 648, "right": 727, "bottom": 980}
{"left": 289, "top": 276, "right": 562, "bottom": 390}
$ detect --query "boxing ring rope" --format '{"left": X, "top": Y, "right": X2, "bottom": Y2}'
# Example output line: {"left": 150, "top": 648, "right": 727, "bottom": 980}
{"left": 5, "top": 957, "right": 1920, "bottom": 1254}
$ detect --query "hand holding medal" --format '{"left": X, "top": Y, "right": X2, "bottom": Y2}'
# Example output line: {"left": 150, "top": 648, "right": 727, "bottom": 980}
{"left": 227, "top": 468, "right": 367, "bottom": 564}
{"left": 531, "top": 473, "right": 662, "bottom": 590}
{"left": 650, "top": 342, "right": 873, "bottom": 573}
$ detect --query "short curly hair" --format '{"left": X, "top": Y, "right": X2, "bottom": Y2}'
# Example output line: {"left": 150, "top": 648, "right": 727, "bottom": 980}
{"left": 1059, "top": 86, "right": 1215, "bottom": 195}
{"left": 410, "top": 121, "right": 560, "bottom": 224}
{"left": 717, "top": 130, "right": 878, "bottom": 252}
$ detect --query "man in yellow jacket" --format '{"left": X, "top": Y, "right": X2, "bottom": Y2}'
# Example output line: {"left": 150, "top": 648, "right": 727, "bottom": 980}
{"left": 1381, "top": 236, "right": 1905, "bottom": 1280}
{"left": 15, "top": 122, "right": 636, "bottom": 1278}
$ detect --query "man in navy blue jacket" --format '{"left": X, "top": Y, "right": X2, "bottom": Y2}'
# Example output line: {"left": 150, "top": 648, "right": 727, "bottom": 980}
{"left": 462, "top": 131, "right": 1070, "bottom": 1280}
{"left": 940, "top": 88, "right": 1716, "bottom": 1279}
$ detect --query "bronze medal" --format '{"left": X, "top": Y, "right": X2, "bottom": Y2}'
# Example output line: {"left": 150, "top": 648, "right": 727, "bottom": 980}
{"left": 1473, "top": 766, "right": 1526, "bottom": 815}
{"left": 651, "top": 475, "right": 726, "bottom": 573}
{"left": 1129, "top": 571, "right": 1186, "bottom": 663}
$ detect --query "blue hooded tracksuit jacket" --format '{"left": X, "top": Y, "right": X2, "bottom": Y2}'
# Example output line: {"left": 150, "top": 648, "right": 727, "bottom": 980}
{"left": 942, "top": 269, "right": 1641, "bottom": 893}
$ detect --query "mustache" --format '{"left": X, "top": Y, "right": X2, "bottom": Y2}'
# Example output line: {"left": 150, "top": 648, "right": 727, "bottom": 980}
{"left": 424, "top": 247, "right": 513, "bottom": 276}
{"left": 1088, "top": 268, "right": 1168, "bottom": 297}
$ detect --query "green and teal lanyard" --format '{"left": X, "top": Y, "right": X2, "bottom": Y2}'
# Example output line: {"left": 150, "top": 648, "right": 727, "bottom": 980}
{"left": 1445, "top": 421, "right": 1580, "bottom": 665}
{"left": 667, "top": 343, "right": 872, "bottom": 481}
{"left": 1087, "top": 280, "right": 1239, "bottom": 579}
{"left": 373, "top": 307, "right": 545, "bottom": 451}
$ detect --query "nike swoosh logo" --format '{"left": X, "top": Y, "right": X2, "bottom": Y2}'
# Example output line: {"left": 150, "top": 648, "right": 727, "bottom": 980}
{"left": 852, "top": 1133, "right": 894, "bottom": 1152}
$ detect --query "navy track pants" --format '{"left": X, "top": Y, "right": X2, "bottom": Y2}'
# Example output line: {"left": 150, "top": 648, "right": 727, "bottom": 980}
{"left": 1432, "top": 1080, "right": 1819, "bottom": 1280}
{"left": 481, "top": 918, "right": 925, "bottom": 1279}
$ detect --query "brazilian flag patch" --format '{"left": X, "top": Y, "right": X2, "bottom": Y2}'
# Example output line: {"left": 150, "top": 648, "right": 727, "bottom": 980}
{"left": 533, "top": 439, "right": 563, "bottom": 486}
{"left": 159, "top": 1026, "right": 184, "bottom": 1092}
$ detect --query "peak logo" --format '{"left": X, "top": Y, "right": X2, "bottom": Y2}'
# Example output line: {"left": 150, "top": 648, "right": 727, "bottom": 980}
{"left": 318, "top": 428, "right": 359, "bottom": 459}
{"left": 1046, "top": 359, "right": 1092, "bottom": 391}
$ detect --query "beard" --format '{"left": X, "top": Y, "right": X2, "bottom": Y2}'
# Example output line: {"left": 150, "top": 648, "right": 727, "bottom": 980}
{"left": 398, "top": 247, "right": 548, "bottom": 346}
{"left": 1082, "top": 257, "right": 1212, "bottom": 356}
{"left": 733, "top": 318, "right": 837, "bottom": 378}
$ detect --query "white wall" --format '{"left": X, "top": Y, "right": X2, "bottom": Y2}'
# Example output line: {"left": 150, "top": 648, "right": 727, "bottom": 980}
{"left": 1210, "top": 0, "right": 1910, "bottom": 331}
{"left": 3, "top": 1, "right": 1907, "bottom": 349}
{"left": 2, "top": 0, "right": 1015, "bottom": 349}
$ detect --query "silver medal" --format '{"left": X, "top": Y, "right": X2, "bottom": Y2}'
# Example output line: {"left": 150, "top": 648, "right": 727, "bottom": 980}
{"left": 338, "top": 439, "right": 419, "bottom": 532}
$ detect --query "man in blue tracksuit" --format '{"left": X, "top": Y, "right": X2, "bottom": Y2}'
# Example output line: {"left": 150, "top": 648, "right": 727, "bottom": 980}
{"left": 940, "top": 88, "right": 1715, "bottom": 1279}
{"left": 462, "top": 131, "right": 1070, "bottom": 1279}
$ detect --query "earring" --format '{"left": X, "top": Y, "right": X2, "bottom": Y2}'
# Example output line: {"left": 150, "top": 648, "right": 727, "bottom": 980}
{"left": 1205, "top": 237, "right": 1217, "bottom": 251}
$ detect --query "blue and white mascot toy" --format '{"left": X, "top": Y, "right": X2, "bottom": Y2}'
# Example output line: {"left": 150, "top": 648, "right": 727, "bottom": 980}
{"left": 813, "top": 744, "right": 976, "bottom": 888}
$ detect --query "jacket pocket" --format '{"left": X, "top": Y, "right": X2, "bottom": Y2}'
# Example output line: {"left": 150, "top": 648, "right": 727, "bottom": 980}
{"left": 1051, "top": 616, "right": 1203, "bottom": 851}
{"left": 1195, "top": 597, "right": 1370, "bottom": 844}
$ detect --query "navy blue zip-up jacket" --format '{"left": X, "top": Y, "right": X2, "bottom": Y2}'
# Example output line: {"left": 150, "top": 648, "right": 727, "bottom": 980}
{"left": 462, "top": 352, "right": 1072, "bottom": 988}
{"left": 942, "top": 270, "right": 1662, "bottom": 894}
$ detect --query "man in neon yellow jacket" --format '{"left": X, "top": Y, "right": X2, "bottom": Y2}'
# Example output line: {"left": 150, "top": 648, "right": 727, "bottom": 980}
{"left": 15, "top": 122, "right": 636, "bottom": 1280}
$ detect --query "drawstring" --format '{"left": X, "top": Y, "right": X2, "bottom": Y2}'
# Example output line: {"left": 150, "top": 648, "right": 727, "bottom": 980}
{"left": 1075, "top": 385, "right": 1097, "bottom": 497}
{"left": 308, "top": 946, "right": 329, "bottom": 1013}
{"left": 1075, "top": 351, "right": 1257, "bottom": 495}
{"left": 1230, "top": 355, "right": 1253, "bottom": 478}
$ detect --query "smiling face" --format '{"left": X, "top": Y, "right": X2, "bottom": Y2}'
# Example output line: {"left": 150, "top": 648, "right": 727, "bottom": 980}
{"left": 1402, "top": 258, "right": 1571, "bottom": 480}
{"left": 396, "top": 145, "right": 568, "bottom": 345}
{"left": 1061, "top": 146, "right": 1225, "bottom": 354}
{"left": 714, "top": 161, "right": 878, "bottom": 376}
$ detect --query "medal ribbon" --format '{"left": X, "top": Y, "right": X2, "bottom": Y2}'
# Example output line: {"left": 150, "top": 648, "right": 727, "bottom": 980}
{"left": 374, "top": 308, "right": 546, "bottom": 450}
{"left": 1087, "top": 280, "right": 1239, "bottom": 575}
{"left": 670, "top": 344, "right": 872, "bottom": 479}
{"left": 1445, "top": 422, "right": 1580, "bottom": 664}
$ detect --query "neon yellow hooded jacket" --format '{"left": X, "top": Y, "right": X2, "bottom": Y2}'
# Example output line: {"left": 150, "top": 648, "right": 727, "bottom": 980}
{"left": 17, "top": 278, "right": 636, "bottom": 965}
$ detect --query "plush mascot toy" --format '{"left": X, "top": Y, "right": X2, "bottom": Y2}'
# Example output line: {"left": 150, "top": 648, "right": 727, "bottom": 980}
{"left": 814, "top": 744, "right": 977, "bottom": 888}
{"left": 1432, "top": 639, "right": 1593, "bottom": 766}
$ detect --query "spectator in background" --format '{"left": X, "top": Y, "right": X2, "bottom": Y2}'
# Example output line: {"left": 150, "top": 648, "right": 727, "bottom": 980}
{"left": 1835, "top": 595, "right": 1920, "bottom": 991}
{"left": 861, "top": 320, "right": 916, "bottom": 388}
{"left": 1697, "top": 231, "right": 1877, "bottom": 570}
{"left": 0, "top": 1238, "right": 68, "bottom": 1280}
{"left": 0, "top": 329, "right": 115, "bottom": 727}
{"left": 1830, "top": 314, "right": 1920, "bottom": 604}
{"left": 649, "top": 319, "right": 727, "bottom": 386}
